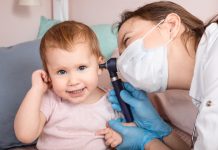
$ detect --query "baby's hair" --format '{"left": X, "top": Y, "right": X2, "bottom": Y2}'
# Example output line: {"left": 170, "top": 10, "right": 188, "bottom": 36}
{"left": 40, "top": 21, "right": 103, "bottom": 72}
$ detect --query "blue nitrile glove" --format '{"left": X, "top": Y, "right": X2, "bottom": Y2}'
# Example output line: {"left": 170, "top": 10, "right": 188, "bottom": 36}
{"left": 109, "top": 118, "right": 159, "bottom": 150}
{"left": 108, "top": 82, "right": 172, "bottom": 139}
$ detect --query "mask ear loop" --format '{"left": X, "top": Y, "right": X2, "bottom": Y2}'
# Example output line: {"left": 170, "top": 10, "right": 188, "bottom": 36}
{"left": 142, "top": 19, "right": 165, "bottom": 39}
{"left": 165, "top": 36, "right": 173, "bottom": 46}
{"left": 159, "top": 20, "right": 173, "bottom": 46}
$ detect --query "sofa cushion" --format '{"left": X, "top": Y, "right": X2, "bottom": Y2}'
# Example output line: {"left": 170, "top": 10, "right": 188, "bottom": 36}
{"left": 0, "top": 40, "right": 41, "bottom": 149}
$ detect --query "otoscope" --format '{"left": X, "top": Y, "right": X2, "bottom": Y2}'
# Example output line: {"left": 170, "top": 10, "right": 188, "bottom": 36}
{"left": 99, "top": 58, "right": 133, "bottom": 122}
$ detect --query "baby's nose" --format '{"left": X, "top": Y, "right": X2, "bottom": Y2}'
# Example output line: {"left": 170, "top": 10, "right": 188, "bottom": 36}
{"left": 68, "top": 74, "right": 80, "bottom": 86}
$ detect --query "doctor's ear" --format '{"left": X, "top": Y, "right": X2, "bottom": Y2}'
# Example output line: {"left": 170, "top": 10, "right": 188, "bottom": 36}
{"left": 164, "top": 13, "right": 181, "bottom": 39}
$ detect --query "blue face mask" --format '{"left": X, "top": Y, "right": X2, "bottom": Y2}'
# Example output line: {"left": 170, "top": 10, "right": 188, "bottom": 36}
{"left": 117, "top": 20, "right": 172, "bottom": 93}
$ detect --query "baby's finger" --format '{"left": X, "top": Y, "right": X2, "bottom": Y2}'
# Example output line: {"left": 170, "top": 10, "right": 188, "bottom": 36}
{"left": 95, "top": 128, "right": 109, "bottom": 136}
{"left": 105, "top": 131, "right": 112, "bottom": 140}
{"left": 110, "top": 140, "right": 121, "bottom": 148}
{"left": 40, "top": 71, "right": 48, "bottom": 82}
{"left": 105, "top": 137, "right": 115, "bottom": 146}
{"left": 42, "top": 75, "right": 48, "bottom": 83}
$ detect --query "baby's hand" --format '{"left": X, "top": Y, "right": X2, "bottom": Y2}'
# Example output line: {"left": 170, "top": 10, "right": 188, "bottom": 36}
{"left": 96, "top": 126, "right": 122, "bottom": 148}
{"left": 96, "top": 122, "right": 136, "bottom": 148}
{"left": 31, "top": 69, "right": 50, "bottom": 94}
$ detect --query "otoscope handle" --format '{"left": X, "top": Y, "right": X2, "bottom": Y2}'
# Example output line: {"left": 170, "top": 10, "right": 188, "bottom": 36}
{"left": 99, "top": 58, "right": 133, "bottom": 122}
{"left": 111, "top": 79, "right": 133, "bottom": 122}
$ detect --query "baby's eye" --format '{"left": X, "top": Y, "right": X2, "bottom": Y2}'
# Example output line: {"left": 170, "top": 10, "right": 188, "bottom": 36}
{"left": 78, "top": 65, "right": 87, "bottom": 71}
{"left": 57, "top": 70, "right": 67, "bottom": 75}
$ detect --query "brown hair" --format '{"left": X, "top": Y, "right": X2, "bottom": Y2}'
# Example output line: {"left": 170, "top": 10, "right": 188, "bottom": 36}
{"left": 40, "top": 20, "right": 103, "bottom": 72}
{"left": 116, "top": 1, "right": 206, "bottom": 51}
{"left": 206, "top": 14, "right": 218, "bottom": 26}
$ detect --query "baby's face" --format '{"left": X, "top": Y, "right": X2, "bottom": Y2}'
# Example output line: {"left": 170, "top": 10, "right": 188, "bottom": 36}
{"left": 46, "top": 43, "right": 102, "bottom": 104}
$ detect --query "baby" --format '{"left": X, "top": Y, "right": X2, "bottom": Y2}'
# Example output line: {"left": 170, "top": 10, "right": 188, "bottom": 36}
{"left": 14, "top": 20, "right": 122, "bottom": 150}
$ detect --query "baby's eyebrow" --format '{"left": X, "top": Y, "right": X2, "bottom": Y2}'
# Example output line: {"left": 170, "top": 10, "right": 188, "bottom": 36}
{"left": 74, "top": 63, "right": 89, "bottom": 68}
{"left": 55, "top": 67, "right": 66, "bottom": 71}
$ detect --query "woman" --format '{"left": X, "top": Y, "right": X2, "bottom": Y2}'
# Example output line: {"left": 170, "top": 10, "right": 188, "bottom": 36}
{"left": 107, "top": 1, "right": 218, "bottom": 150}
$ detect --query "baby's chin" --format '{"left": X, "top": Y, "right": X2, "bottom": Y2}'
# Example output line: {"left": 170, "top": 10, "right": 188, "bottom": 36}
{"left": 62, "top": 96, "right": 88, "bottom": 104}
{"left": 62, "top": 95, "right": 95, "bottom": 105}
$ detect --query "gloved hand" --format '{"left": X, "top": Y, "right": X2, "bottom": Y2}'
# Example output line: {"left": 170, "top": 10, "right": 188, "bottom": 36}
{"left": 109, "top": 118, "right": 159, "bottom": 150}
{"left": 108, "top": 82, "right": 172, "bottom": 139}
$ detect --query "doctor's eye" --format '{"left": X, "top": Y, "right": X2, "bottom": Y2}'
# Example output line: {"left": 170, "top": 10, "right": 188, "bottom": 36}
{"left": 78, "top": 65, "right": 87, "bottom": 71}
{"left": 123, "top": 37, "right": 130, "bottom": 47}
{"left": 57, "top": 70, "right": 67, "bottom": 75}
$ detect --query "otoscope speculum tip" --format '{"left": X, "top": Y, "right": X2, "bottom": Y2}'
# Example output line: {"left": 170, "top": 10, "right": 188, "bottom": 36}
{"left": 99, "top": 63, "right": 106, "bottom": 69}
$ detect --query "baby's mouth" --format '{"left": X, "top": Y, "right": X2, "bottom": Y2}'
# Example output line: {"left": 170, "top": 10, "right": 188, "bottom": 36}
{"left": 70, "top": 88, "right": 83, "bottom": 93}
{"left": 66, "top": 88, "right": 86, "bottom": 95}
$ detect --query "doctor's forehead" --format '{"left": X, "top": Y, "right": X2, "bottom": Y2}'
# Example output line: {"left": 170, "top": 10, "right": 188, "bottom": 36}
{"left": 118, "top": 18, "right": 137, "bottom": 41}
{"left": 118, "top": 18, "right": 149, "bottom": 44}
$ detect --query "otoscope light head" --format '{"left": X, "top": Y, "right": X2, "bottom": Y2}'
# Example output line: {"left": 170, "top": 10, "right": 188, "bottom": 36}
{"left": 99, "top": 58, "right": 118, "bottom": 78}
{"left": 99, "top": 63, "right": 106, "bottom": 69}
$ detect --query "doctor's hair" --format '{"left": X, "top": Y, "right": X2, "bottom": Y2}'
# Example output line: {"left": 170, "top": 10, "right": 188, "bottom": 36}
{"left": 206, "top": 14, "right": 218, "bottom": 26}
{"left": 116, "top": 1, "right": 205, "bottom": 51}
{"left": 40, "top": 20, "right": 103, "bottom": 73}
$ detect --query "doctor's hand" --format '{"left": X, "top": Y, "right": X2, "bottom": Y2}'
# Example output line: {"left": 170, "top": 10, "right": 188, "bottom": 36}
{"left": 108, "top": 118, "right": 159, "bottom": 150}
{"left": 108, "top": 82, "right": 172, "bottom": 139}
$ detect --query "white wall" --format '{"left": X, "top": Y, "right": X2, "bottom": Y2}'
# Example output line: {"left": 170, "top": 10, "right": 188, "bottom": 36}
{"left": 69, "top": 0, "right": 148, "bottom": 25}
{"left": 69, "top": 0, "right": 218, "bottom": 25}
{"left": 0, "top": 0, "right": 52, "bottom": 47}
{"left": 0, "top": 0, "right": 217, "bottom": 46}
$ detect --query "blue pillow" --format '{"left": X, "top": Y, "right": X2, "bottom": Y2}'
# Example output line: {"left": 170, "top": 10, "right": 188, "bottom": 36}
{"left": 37, "top": 16, "right": 60, "bottom": 39}
{"left": 91, "top": 24, "right": 117, "bottom": 59}
{"left": 36, "top": 16, "right": 117, "bottom": 59}
{"left": 0, "top": 40, "right": 41, "bottom": 149}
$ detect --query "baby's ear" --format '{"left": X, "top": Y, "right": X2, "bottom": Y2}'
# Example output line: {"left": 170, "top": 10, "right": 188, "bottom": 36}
{"left": 46, "top": 73, "right": 53, "bottom": 89}
{"left": 98, "top": 56, "right": 105, "bottom": 75}
{"left": 98, "top": 56, "right": 105, "bottom": 64}
{"left": 47, "top": 76, "right": 51, "bottom": 82}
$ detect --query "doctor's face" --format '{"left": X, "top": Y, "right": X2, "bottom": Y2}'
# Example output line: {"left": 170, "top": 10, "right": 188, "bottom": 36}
{"left": 117, "top": 17, "right": 196, "bottom": 90}
{"left": 117, "top": 17, "right": 170, "bottom": 54}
